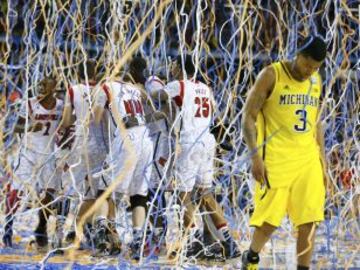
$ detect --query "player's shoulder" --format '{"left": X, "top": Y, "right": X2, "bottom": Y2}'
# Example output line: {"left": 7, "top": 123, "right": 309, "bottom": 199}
{"left": 146, "top": 75, "right": 165, "bottom": 86}
{"left": 69, "top": 83, "right": 84, "bottom": 89}
{"left": 165, "top": 80, "right": 181, "bottom": 89}
{"left": 68, "top": 83, "right": 87, "bottom": 94}
{"left": 194, "top": 79, "right": 210, "bottom": 88}
{"left": 145, "top": 75, "right": 165, "bottom": 92}
{"left": 103, "top": 79, "right": 125, "bottom": 88}
{"left": 255, "top": 63, "right": 277, "bottom": 89}
{"left": 263, "top": 63, "right": 277, "bottom": 78}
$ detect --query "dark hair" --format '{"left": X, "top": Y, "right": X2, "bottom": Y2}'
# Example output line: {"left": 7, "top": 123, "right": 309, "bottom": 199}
{"left": 298, "top": 35, "right": 327, "bottom": 62}
{"left": 129, "top": 56, "right": 147, "bottom": 73}
{"left": 177, "top": 54, "right": 195, "bottom": 75}
{"left": 79, "top": 59, "right": 96, "bottom": 80}
{"left": 129, "top": 56, "right": 147, "bottom": 84}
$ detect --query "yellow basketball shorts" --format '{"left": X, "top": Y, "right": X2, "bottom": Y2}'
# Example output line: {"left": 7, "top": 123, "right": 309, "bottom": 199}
{"left": 250, "top": 158, "right": 325, "bottom": 228}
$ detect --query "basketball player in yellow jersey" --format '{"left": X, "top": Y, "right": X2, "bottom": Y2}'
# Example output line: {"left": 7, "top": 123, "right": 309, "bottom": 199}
{"left": 241, "top": 36, "right": 328, "bottom": 270}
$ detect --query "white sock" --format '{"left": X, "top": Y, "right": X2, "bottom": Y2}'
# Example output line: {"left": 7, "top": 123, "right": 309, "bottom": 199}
{"left": 217, "top": 225, "right": 231, "bottom": 241}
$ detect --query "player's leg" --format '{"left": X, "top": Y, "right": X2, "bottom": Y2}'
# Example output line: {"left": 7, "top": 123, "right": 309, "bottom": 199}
{"left": 289, "top": 158, "right": 325, "bottom": 269}
{"left": 3, "top": 187, "right": 22, "bottom": 247}
{"left": 147, "top": 186, "right": 168, "bottom": 254}
{"left": 34, "top": 156, "right": 61, "bottom": 247}
{"left": 297, "top": 222, "right": 316, "bottom": 269}
{"left": 85, "top": 137, "right": 117, "bottom": 253}
{"left": 178, "top": 191, "right": 198, "bottom": 227}
{"left": 91, "top": 190, "right": 110, "bottom": 252}
{"left": 91, "top": 187, "right": 121, "bottom": 255}
{"left": 48, "top": 159, "right": 71, "bottom": 251}
{"left": 200, "top": 190, "right": 241, "bottom": 259}
{"left": 105, "top": 196, "right": 122, "bottom": 254}
{"left": 173, "top": 141, "right": 204, "bottom": 259}
{"left": 242, "top": 184, "right": 288, "bottom": 269}
{"left": 128, "top": 134, "right": 153, "bottom": 260}
{"left": 52, "top": 195, "right": 71, "bottom": 252}
{"left": 34, "top": 188, "right": 56, "bottom": 248}
{"left": 75, "top": 197, "right": 97, "bottom": 246}
{"left": 4, "top": 154, "right": 30, "bottom": 247}
{"left": 64, "top": 153, "right": 94, "bottom": 245}
{"left": 176, "top": 190, "right": 205, "bottom": 259}
{"left": 129, "top": 193, "right": 148, "bottom": 260}
{"left": 72, "top": 156, "right": 107, "bottom": 248}
{"left": 149, "top": 132, "right": 171, "bottom": 242}
{"left": 148, "top": 188, "right": 167, "bottom": 231}
{"left": 192, "top": 134, "right": 240, "bottom": 259}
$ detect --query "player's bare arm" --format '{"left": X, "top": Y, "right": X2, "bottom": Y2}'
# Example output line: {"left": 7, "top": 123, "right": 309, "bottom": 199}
{"left": 242, "top": 66, "right": 275, "bottom": 183}
{"left": 140, "top": 90, "right": 166, "bottom": 123}
{"left": 150, "top": 89, "right": 176, "bottom": 124}
{"left": 61, "top": 96, "right": 74, "bottom": 128}
{"left": 14, "top": 116, "right": 43, "bottom": 133}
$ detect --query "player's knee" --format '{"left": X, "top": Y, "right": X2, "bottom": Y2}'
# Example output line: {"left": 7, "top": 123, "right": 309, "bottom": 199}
{"left": 298, "top": 222, "right": 317, "bottom": 234}
{"left": 259, "top": 222, "right": 278, "bottom": 237}
{"left": 197, "top": 188, "right": 213, "bottom": 205}
{"left": 130, "top": 194, "right": 148, "bottom": 211}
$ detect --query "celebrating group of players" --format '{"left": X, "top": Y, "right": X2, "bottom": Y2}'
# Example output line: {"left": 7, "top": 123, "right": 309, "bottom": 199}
{"left": 2, "top": 54, "right": 241, "bottom": 262}
{"left": 2, "top": 35, "right": 329, "bottom": 270}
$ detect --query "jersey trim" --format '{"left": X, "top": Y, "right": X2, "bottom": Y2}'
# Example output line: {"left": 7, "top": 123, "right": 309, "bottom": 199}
{"left": 102, "top": 84, "right": 117, "bottom": 127}
{"left": 68, "top": 87, "right": 75, "bottom": 108}
{"left": 261, "top": 110, "right": 267, "bottom": 162}
{"left": 173, "top": 80, "right": 185, "bottom": 107}
{"left": 280, "top": 62, "right": 292, "bottom": 81}
{"left": 149, "top": 77, "right": 165, "bottom": 86}
{"left": 27, "top": 100, "right": 33, "bottom": 115}
{"left": 102, "top": 84, "right": 111, "bottom": 107}
{"left": 273, "top": 64, "right": 280, "bottom": 85}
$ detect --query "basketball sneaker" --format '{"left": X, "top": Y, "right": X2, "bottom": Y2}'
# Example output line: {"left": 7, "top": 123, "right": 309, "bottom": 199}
{"left": 241, "top": 250, "right": 259, "bottom": 270}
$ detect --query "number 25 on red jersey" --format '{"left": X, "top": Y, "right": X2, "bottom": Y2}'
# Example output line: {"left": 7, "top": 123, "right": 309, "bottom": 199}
{"left": 194, "top": 97, "right": 210, "bottom": 118}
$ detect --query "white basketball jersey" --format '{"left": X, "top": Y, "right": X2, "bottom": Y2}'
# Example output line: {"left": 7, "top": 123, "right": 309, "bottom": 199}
{"left": 101, "top": 81, "right": 146, "bottom": 127}
{"left": 67, "top": 82, "right": 104, "bottom": 139}
{"left": 19, "top": 97, "right": 63, "bottom": 154}
{"left": 165, "top": 79, "right": 214, "bottom": 137}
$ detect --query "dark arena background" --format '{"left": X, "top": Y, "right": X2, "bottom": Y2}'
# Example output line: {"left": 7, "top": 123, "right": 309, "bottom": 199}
{"left": 0, "top": 1, "right": 359, "bottom": 269}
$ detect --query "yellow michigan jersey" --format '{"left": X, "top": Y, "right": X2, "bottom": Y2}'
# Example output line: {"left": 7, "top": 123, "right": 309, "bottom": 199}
{"left": 251, "top": 61, "right": 325, "bottom": 227}
{"left": 256, "top": 61, "right": 322, "bottom": 188}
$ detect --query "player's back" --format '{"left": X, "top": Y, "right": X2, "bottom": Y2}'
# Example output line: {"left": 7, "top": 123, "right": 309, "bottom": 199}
{"left": 21, "top": 97, "right": 63, "bottom": 154}
{"left": 166, "top": 79, "right": 214, "bottom": 139}
{"left": 68, "top": 82, "right": 104, "bottom": 140}
{"left": 103, "top": 80, "right": 146, "bottom": 127}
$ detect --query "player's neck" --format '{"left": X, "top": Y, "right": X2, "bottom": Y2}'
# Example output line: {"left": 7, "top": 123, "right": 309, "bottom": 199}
{"left": 81, "top": 79, "right": 96, "bottom": 86}
{"left": 38, "top": 95, "right": 56, "bottom": 110}
{"left": 286, "top": 60, "right": 306, "bottom": 82}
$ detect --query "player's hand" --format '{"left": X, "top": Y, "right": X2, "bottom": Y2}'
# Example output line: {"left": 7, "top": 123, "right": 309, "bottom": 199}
{"left": 29, "top": 122, "right": 43, "bottom": 132}
{"left": 251, "top": 155, "right": 268, "bottom": 186}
